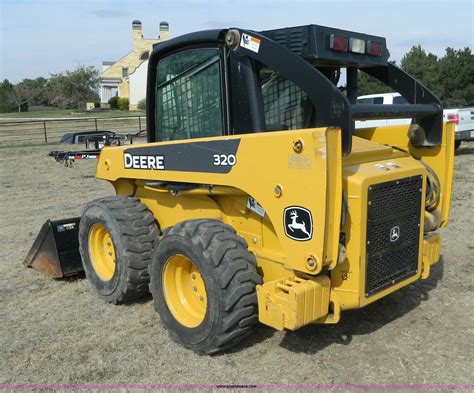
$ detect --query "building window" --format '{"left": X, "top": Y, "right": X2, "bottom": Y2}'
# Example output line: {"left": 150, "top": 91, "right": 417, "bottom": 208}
{"left": 140, "top": 51, "right": 149, "bottom": 60}
{"left": 122, "top": 67, "right": 129, "bottom": 78}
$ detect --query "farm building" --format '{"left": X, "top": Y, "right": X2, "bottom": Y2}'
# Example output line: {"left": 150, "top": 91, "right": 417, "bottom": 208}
{"left": 99, "top": 20, "right": 169, "bottom": 109}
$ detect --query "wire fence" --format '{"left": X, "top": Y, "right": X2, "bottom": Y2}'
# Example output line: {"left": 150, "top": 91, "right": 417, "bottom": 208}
{"left": 0, "top": 116, "right": 146, "bottom": 146}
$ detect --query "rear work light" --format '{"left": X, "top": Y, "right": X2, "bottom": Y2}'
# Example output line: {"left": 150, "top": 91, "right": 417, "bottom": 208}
{"left": 329, "top": 34, "right": 348, "bottom": 51}
{"left": 349, "top": 38, "right": 365, "bottom": 54}
{"left": 447, "top": 113, "right": 459, "bottom": 125}
{"left": 367, "top": 41, "right": 383, "bottom": 56}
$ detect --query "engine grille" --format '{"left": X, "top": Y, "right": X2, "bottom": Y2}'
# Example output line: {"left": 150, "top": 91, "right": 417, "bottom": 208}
{"left": 365, "top": 176, "right": 423, "bottom": 297}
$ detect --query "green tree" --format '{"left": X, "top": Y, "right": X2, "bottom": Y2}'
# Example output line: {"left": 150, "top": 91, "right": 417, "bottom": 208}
{"left": 118, "top": 97, "right": 129, "bottom": 110}
{"left": 357, "top": 70, "right": 393, "bottom": 96}
{"left": 8, "top": 84, "right": 29, "bottom": 112}
{"left": 17, "top": 77, "right": 50, "bottom": 107}
{"left": 49, "top": 65, "right": 99, "bottom": 109}
{"left": 108, "top": 95, "right": 119, "bottom": 109}
{"left": 437, "top": 47, "right": 474, "bottom": 107}
{"left": 401, "top": 45, "right": 442, "bottom": 97}
{"left": 0, "top": 79, "right": 16, "bottom": 113}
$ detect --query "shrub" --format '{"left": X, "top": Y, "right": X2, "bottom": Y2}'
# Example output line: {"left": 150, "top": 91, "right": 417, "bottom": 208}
{"left": 94, "top": 102, "right": 100, "bottom": 108}
{"left": 108, "top": 95, "right": 119, "bottom": 109}
{"left": 137, "top": 98, "right": 146, "bottom": 110}
{"left": 118, "top": 97, "right": 129, "bottom": 110}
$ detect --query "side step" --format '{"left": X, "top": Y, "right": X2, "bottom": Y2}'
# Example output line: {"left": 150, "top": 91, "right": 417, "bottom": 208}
{"left": 24, "top": 218, "right": 84, "bottom": 278}
{"left": 256, "top": 275, "right": 332, "bottom": 330}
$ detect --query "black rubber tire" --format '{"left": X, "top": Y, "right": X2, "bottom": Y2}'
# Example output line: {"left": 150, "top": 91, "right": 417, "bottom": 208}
{"left": 454, "top": 140, "right": 462, "bottom": 151}
{"left": 149, "top": 219, "right": 262, "bottom": 355}
{"left": 79, "top": 196, "right": 160, "bottom": 304}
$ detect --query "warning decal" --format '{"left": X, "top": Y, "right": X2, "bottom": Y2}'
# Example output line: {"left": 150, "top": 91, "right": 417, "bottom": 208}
{"left": 240, "top": 33, "right": 261, "bottom": 53}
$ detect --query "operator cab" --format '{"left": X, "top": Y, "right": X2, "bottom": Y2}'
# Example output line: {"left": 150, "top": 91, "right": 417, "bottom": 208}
{"left": 146, "top": 25, "right": 443, "bottom": 156}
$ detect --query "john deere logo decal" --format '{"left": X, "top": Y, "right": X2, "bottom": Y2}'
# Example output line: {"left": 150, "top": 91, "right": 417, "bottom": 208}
{"left": 390, "top": 226, "right": 400, "bottom": 242}
{"left": 284, "top": 206, "right": 312, "bottom": 241}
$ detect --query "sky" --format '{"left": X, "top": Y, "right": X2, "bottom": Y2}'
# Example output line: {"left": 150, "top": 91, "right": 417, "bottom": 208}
{"left": 0, "top": 0, "right": 473, "bottom": 82}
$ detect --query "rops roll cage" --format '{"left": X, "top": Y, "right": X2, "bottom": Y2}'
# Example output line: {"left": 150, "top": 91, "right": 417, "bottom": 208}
{"left": 146, "top": 25, "right": 443, "bottom": 156}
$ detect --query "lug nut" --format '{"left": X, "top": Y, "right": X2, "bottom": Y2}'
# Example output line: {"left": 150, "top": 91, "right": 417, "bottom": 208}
{"left": 191, "top": 273, "right": 196, "bottom": 280}
{"left": 192, "top": 286, "right": 197, "bottom": 292}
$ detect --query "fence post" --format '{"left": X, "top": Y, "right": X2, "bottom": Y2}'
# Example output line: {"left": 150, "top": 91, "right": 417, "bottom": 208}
{"left": 94, "top": 118, "right": 98, "bottom": 132}
{"left": 138, "top": 116, "right": 142, "bottom": 133}
{"left": 43, "top": 121, "right": 48, "bottom": 144}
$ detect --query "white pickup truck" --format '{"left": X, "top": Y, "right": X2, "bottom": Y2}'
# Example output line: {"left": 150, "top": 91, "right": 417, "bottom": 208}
{"left": 356, "top": 93, "right": 474, "bottom": 150}
{"left": 443, "top": 108, "right": 474, "bottom": 149}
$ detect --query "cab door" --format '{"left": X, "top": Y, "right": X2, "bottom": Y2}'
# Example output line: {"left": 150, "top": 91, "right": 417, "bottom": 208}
{"left": 152, "top": 46, "right": 228, "bottom": 142}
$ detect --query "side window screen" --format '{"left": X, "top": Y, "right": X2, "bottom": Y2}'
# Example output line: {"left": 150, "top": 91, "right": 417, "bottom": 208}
{"left": 156, "top": 48, "right": 223, "bottom": 141}
{"left": 259, "top": 67, "right": 310, "bottom": 131}
{"left": 372, "top": 97, "right": 384, "bottom": 104}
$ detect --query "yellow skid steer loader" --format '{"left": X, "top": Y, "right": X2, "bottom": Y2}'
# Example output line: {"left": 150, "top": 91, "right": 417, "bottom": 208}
{"left": 26, "top": 25, "right": 453, "bottom": 354}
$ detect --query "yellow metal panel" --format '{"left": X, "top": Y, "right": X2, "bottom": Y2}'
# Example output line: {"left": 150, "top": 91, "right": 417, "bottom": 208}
{"left": 135, "top": 187, "right": 222, "bottom": 230}
{"left": 216, "top": 195, "right": 292, "bottom": 282}
{"left": 96, "top": 128, "right": 341, "bottom": 276}
{"left": 324, "top": 128, "right": 343, "bottom": 269}
{"left": 113, "top": 179, "right": 136, "bottom": 196}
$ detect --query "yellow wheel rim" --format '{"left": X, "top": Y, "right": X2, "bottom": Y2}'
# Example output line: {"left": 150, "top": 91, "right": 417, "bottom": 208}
{"left": 162, "top": 254, "right": 207, "bottom": 328}
{"left": 88, "top": 223, "right": 116, "bottom": 281}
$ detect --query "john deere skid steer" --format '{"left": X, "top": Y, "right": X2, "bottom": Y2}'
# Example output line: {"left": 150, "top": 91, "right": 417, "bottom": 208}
{"left": 26, "top": 25, "right": 454, "bottom": 354}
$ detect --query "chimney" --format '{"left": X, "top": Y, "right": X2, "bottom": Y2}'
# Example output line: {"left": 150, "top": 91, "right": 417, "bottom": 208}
{"left": 159, "top": 21, "right": 169, "bottom": 41}
{"left": 132, "top": 20, "right": 143, "bottom": 48}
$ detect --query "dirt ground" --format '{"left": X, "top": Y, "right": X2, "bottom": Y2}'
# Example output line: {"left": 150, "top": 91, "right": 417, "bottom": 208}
{"left": 0, "top": 142, "right": 473, "bottom": 385}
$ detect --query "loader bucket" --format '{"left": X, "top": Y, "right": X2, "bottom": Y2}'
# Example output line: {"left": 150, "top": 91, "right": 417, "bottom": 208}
{"left": 24, "top": 217, "right": 84, "bottom": 278}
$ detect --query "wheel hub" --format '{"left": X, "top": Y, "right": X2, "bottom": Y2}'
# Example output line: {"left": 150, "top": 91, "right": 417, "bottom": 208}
{"left": 88, "top": 223, "right": 116, "bottom": 281}
{"left": 162, "top": 254, "right": 207, "bottom": 328}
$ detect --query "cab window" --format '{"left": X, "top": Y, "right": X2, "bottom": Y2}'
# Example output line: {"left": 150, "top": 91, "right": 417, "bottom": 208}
{"left": 156, "top": 48, "right": 224, "bottom": 141}
{"left": 259, "top": 66, "right": 311, "bottom": 131}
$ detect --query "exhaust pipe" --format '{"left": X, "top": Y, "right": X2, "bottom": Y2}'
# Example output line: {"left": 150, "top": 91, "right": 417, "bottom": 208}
{"left": 24, "top": 218, "right": 84, "bottom": 278}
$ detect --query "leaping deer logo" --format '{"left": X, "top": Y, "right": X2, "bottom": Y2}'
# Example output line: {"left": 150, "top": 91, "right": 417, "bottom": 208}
{"left": 287, "top": 210, "right": 310, "bottom": 237}
{"left": 284, "top": 206, "right": 313, "bottom": 241}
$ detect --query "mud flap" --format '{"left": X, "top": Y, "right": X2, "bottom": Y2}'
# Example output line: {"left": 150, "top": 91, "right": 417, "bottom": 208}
{"left": 24, "top": 218, "right": 84, "bottom": 278}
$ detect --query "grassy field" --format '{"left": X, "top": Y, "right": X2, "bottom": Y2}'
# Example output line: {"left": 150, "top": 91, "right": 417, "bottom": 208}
{"left": 0, "top": 109, "right": 145, "bottom": 120}
{"left": 0, "top": 142, "right": 473, "bottom": 385}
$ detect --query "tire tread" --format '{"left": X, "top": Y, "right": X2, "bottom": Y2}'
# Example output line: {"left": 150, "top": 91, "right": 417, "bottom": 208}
{"left": 152, "top": 219, "right": 261, "bottom": 354}
{"left": 81, "top": 196, "right": 160, "bottom": 304}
